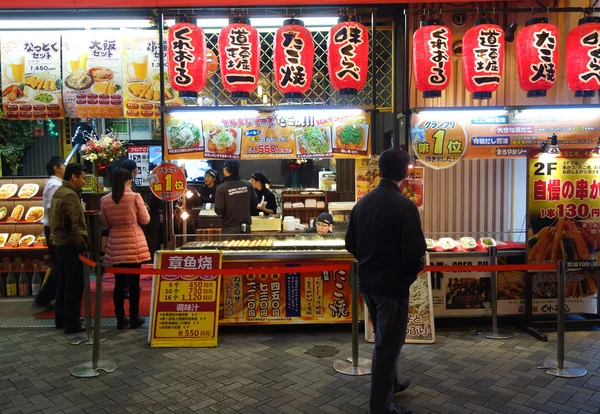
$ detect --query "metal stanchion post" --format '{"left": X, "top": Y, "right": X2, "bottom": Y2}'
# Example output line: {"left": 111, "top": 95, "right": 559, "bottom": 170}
{"left": 71, "top": 261, "right": 118, "bottom": 378}
{"left": 536, "top": 261, "right": 587, "bottom": 378}
{"left": 477, "top": 247, "right": 514, "bottom": 339}
{"left": 334, "top": 262, "right": 371, "bottom": 376}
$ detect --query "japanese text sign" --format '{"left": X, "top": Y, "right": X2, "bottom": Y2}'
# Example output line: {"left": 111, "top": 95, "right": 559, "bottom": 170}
{"left": 149, "top": 163, "right": 187, "bottom": 201}
{"left": 150, "top": 251, "right": 222, "bottom": 347}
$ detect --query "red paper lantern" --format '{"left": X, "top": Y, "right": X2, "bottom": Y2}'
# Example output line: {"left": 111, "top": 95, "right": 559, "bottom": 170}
{"left": 462, "top": 18, "right": 505, "bottom": 100}
{"left": 167, "top": 18, "right": 207, "bottom": 98}
{"left": 412, "top": 19, "right": 452, "bottom": 98}
{"left": 327, "top": 15, "right": 369, "bottom": 96}
{"left": 566, "top": 16, "right": 600, "bottom": 98}
{"left": 218, "top": 17, "right": 261, "bottom": 99}
{"left": 515, "top": 17, "right": 559, "bottom": 98}
{"left": 273, "top": 18, "right": 315, "bottom": 101}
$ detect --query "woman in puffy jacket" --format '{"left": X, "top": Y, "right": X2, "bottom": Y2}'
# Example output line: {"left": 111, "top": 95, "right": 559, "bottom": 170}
{"left": 101, "top": 168, "right": 151, "bottom": 329}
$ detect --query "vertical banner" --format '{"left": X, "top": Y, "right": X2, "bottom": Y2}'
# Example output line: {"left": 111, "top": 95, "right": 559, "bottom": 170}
{"left": 62, "top": 31, "right": 123, "bottom": 118}
{"left": 127, "top": 146, "right": 150, "bottom": 186}
{"left": 527, "top": 151, "right": 599, "bottom": 314}
{"left": 1, "top": 31, "right": 63, "bottom": 120}
{"left": 121, "top": 30, "right": 181, "bottom": 119}
{"left": 401, "top": 167, "right": 424, "bottom": 212}
{"left": 150, "top": 251, "right": 222, "bottom": 347}
{"left": 355, "top": 155, "right": 380, "bottom": 201}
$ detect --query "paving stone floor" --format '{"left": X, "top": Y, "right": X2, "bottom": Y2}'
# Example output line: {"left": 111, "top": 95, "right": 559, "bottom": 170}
{"left": 0, "top": 323, "right": 599, "bottom": 414}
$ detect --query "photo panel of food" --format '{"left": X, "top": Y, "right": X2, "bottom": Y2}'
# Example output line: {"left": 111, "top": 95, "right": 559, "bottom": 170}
{"left": 332, "top": 121, "right": 369, "bottom": 156}
{"left": 294, "top": 126, "right": 332, "bottom": 159}
{"left": 203, "top": 125, "right": 242, "bottom": 159}
{"left": 1, "top": 31, "right": 64, "bottom": 120}
{"left": 166, "top": 118, "right": 204, "bottom": 155}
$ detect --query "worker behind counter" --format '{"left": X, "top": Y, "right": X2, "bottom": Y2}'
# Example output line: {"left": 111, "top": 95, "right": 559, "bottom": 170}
{"left": 215, "top": 160, "right": 258, "bottom": 234}
{"left": 305, "top": 212, "right": 334, "bottom": 234}
{"left": 250, "top": 171, "right": 277, "bottom": 216}
{"left": 199, "top": 169, "right": 221, "bottom": 206}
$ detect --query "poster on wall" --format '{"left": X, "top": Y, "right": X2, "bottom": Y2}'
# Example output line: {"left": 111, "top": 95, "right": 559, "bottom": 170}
{"left": 401, "top": 167, "right": 424, "bottom": 212}
{"left": 527, "top": 150, "right": 599, "bottom": 314}
{"left": 163, "top": 110, "right": 371, "bottom": 161}
{"left": 1, "top": 31, "right": 63, "bottom": 120}
{"left": 355, "top": 155, "right": 379, "bottom": 201}
{"left": 127, "top": 146, "right": 150, "bottom": 186}
{"left": 62, "top": 31, "right": 123, "bottom": 118}
{"left": 219, "top": 261, "right": 355, "bottom": 324}
{"left": 121, "top": 30, "right": 181, "bottom": 119}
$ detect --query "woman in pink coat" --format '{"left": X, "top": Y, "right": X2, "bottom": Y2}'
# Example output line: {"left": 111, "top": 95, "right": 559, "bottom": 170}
{"left": 101, "top": 168, "right": 150, "bottom": 329}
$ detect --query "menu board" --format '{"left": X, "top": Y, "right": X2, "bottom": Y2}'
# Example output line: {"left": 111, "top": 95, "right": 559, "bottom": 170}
{"left": 1, "top": 31, "right": 63, "bottom": 120}
{"left": 355, "top": 155, "right": 379, "bottom": 201}
{"left": 219, "top": 261, "right": 355, "bottom": 324}
{"left": 121, "top": 30, "right": 181, "bottom": 119}
{"left": 127, "top": 146, "right": 150, "bottom": 186}
{"left": 62, "top": 31, "right": 123, "bottom": 118}
{"left": 164, "top": 111, "right": 371, "bottom": 160}
{"left": 150, "top": 251, "right": 222, "bottom": 347}
{"left": 527, "top": 150, "right": 599, "bottom": 314}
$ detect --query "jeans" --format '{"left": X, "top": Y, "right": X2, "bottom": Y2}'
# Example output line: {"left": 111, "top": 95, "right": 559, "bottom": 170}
{"left": 113, "top": 263, "right": 142, "bottom": 319}
{"left": 362, "top": 293, "right": 410, "bottom": 414}
{"left": 56, "top": 245, "right": 84, "bottom": 332}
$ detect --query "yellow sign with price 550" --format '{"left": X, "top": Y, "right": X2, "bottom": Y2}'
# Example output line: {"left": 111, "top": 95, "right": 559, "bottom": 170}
{"left": 149, "top": 162, "right": 187, "bottom": 201}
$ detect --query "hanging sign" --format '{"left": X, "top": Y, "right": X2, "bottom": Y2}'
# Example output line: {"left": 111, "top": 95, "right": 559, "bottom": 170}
{"left": 167, "top": 19, "right": 207, "bottom": 98}
{"left": 62, "top": 31, "right": 123, "bottom": 118}
{"left": 1, "top": 31, "right": 64, "bottom": 120}
{"left": 327, "top": 16, "right": 369, "bottom": 96}
{"left": 462, "top": 18, "right": 505, "bottom": 100}
{"left": 148, "top": 162, "right": 187, "bottom": 201}
{"left": 150, "top": 250, "right": 222, "bottom": 347}
{"left": 566, "top": 16, "right": 600, "bottom": 98}
{"left": 412, "top": 20, "right": 452, "bottom": 98}
{"left": 122, "top": 30, "right": 182, "bottom": 118}
{"left": 515, "top": 17, "right": 559, "bottom": 98}
{"left": 273, "top": 18, "right": 314, "bottom": 101}
{"left": 218, "top": 17, "right": 260, "bottom": 99}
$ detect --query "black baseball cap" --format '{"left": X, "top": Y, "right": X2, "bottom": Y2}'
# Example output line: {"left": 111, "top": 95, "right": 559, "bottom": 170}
{"left": 316, "top": 212, "right": 333, "bottom": 225}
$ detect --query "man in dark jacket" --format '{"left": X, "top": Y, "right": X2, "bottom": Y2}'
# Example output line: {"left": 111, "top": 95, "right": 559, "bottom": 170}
{"left": 215, "top": 160, "right": 257, "bottom": 234}
{"left": 345, "top": 149, "right": 426, "bottom": 414}
{"left": 50, "top": 163, "right": 89, "bottom": 334}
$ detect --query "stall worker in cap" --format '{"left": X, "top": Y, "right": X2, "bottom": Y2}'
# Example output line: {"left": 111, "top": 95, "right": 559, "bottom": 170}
{"left": 250, "top": 171, "right": 277, "bottom": 216}
{"left": 305, "top": 212, "right": 334, "bottom": 234}
{"left": 200, "top": 169, "right": 221, "bottom": 206}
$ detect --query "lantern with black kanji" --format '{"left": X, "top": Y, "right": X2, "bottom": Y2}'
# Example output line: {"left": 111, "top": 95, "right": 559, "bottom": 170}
{"left": 462, "top": 18, "right": 505, "bottom": 100}
{"left": 327, "top": 15, "right": 369, "bottom": 96}
{"left": 218, "top": 17, "right": 261, "bottom": 99}
{"left": 515, "top": 17, "right": 559, "bottom": 98}
{"left": 273, "top": 18, "right": 315, "bottom": 101}
{"left": 566, "top": 16, "right": 600, "bottom": 98}
{"left": 167, "top": 17, "right": 207, "bottom": 98}
{"left": 412, "top": 19, "right": 452, "bottom": 98}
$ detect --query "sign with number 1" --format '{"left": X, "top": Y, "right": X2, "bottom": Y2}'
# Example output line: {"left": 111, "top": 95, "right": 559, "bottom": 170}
{"left": 148, "top": 162, "right": 186, "bottom": 201}
{"left": 411, "top": 118, "right": 468, "bottom": 169}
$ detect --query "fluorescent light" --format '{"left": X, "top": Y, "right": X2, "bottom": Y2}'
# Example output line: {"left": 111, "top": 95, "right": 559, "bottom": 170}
{"left": 195, "top": 16, "right": 338, "bottom": 29}
{"left": 275, "top": 108, "right": 364, "bottom": 117}
{"left": 169, "top": 110, "right": 259, "bottom": 120}
{"left": 0, "top": 19, "right": 152, "bottom": 30}
{"left": 416, "top": 109, "right": 508, "bottom": 118}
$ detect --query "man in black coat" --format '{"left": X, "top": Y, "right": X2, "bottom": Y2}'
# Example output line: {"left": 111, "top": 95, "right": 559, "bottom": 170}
{"left": 215, "top": 160, "right": 257, "bottom": 234}
{"left": 345, "top": 149, "right": 426, "bottom": 414}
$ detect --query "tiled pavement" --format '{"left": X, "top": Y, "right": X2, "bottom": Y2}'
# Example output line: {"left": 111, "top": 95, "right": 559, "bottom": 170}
{"left": 0, "top": 324, "right": 599, "bottom": 414}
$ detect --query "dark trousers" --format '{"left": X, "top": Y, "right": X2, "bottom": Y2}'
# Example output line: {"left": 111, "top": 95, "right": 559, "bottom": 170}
{"left": 56, "top": 245, "right": 84, "bottom": 332}
{"left": 362, "top": 293, "right": 410, "bottom": 414}
{"left": 36, "top": 227, "right": 59, "bottom": 308}
{"left": 113, "top": 263, "right": 142, "bottom": 319}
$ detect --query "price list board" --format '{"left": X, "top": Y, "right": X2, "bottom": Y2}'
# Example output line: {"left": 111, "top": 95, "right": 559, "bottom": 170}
{"left": 150, "top": 250, "right": 222, "bottom": 348}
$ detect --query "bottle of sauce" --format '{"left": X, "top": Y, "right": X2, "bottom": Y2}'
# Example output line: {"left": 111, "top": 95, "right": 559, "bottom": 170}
{"left": 6, "top": 264, "right": 17, "bottom": 297}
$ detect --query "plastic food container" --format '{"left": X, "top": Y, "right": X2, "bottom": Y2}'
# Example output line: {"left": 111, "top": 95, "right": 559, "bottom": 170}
{"left": 438, "top": 238, "right": 456, "bottom": 251}
{"left": 425, "top": 239, "right": 436, "bottom": 250}
{"left": 480, "top": 237, "right": 497, "bottom": 248}
{"left": 283, "top": 216, "right": 296, "bottom": 232}
{"left": 460, "top": 237, "right": 477, "bottom": 250}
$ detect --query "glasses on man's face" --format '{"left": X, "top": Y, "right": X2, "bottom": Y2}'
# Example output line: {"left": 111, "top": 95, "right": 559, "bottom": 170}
{"left": 316, "top": 222, "right": 329, "bottom": 228}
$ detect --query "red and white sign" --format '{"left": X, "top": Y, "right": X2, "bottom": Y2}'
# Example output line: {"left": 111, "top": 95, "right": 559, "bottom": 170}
{"left": 515, "top": 17, "right": 559, "bottom": 98}
{"left": 149, "top": 162, "right": 187, "bottom": 201}
{"left": 566, "top": 16, "right": 600, "bottom": 98}
{"left": 412, "top": 20, "right": 452, "bottom": 98}
{"left": 167, "top": 19, "right": 207, "bottom": 97}
{"left": 218, "top": 17, "right": 260, "bottom": 99}
{"left": 462, "top": 19, "right": 505, "bottom": 100}
{"left": 327, "top": 16, "right": 369, "bottom": 96}
{"left": 273, "top": 19, "right": 314, "bottom": 100}
{"left": 127, "top": 146, "right": 149, "bottom": 186}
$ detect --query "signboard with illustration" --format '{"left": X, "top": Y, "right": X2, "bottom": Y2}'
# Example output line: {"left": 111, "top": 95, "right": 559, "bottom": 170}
{"left": 401, "top": 167, "right": 424, "bottom": 212}
{"left": 410, "top": 108, "right": 600, "bottom": 168}
{"left": 150, "top": 251, "right": 222, "bottom": 347}
{"left": 163, "top": 110, "right": 371, "bottom": 160}
{"left": 62, "top": 31, "right": 123, "bottom": 118}
{"left": 121, "top": 30, "right": 181, "bottom": 119}
{"left": 527, "top": 150, "right": 599, "bottom": 314}
{"left": 354, "top": 155, "right": 379, "bottom": 201}
{"left": 1, "top": 31, "right": 63, "bottom": 120}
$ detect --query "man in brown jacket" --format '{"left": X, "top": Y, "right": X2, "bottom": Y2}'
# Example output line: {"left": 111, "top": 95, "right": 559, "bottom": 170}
{"left": 50, "top": 163, "right": 89, "bottom": 334}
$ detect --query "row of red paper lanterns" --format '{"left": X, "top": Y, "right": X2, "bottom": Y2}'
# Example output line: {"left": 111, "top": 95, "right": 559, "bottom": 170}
{"left": 167, "top": 15, "right": 369, "bottom": 101}
{"left": 413, "top": 16, "right": 600, "bottom": 99}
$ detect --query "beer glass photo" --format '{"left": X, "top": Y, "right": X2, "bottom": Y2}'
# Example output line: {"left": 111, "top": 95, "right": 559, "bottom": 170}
{"left": 7, "top": 53, "right": 26, "bottom": 83}
{"left": 129, "top": 52, "right": 149, "bottom": 80}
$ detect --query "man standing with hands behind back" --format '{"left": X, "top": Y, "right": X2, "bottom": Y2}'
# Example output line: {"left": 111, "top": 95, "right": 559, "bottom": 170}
{"left": 215, "top": 160, "right": 257, "bottom": 235}
{"left": 345, "top": 149, "right": 426, "bottom": 414}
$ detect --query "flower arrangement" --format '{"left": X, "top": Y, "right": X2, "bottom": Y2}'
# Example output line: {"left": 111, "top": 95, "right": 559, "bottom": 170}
{"left": 287, "top": 159, "right": 307, "bottom": 173}
{"left": 81, "top": 130, "right": 127, "bottom": 174}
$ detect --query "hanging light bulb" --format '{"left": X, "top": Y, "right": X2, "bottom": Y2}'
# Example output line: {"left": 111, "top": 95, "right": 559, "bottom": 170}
{"left": 263, "top": 94, "right": 268, "bottom": 105}
{"left": 181, "top": 211, "right": 190, "bottom": 220}
{"left": 186, "top": 190, "right": 194, "bottom": 199}
{"left": 257, "top": 84, "right": 263, "bottom": 97}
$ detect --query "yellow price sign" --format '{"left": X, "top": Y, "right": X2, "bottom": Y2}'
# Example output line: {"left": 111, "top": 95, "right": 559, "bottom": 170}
{"left": 159, "top": 281, "right": 217, "bottom": 302}
{"left": 411, "top": 119, "right": 468, "bottom": 169}
{"left": 155, "top": 311, "right": 215, "bottom": 338}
